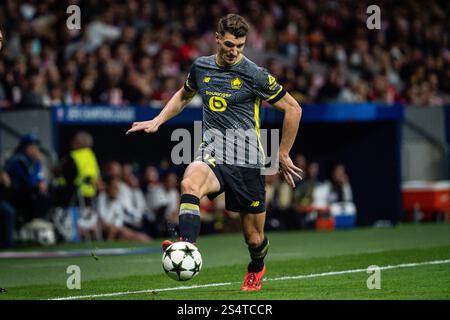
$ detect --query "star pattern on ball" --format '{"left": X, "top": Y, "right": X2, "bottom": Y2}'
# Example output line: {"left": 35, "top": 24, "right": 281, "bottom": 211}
{"left": 169, "top": 260, "right": 187, "bottom": 280}
{"left": 188, "top": 260, "right": 202, "bottom": 277}
{"left": 180, "top": 244, "right": 196, "bottom": 259}
{"left": 164, "top": 246, "right": 176, "bottom": 260}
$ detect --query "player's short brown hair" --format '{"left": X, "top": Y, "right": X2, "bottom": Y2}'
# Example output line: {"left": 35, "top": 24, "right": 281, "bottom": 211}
{"left": 217, "top": 14, "right": 250, "bottom": 38}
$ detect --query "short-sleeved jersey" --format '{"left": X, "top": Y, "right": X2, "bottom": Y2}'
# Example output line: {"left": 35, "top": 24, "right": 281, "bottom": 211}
{"left": 184, "top": 55, "right": 286, "bottom": 168}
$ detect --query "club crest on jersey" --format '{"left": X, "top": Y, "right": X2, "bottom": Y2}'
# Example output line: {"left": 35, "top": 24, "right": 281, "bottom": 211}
{"left": 268, "top": 74, "right": 277, "bottom": 90}
{"left": 203, "top": 76, "right": 211, "bottom": 83}
{"left": 231, "top": 77, "right": 243, "bottom": 90}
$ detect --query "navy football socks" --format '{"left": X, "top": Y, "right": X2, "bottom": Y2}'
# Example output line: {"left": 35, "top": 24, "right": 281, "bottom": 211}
{"left": 178, "top": 194, "right": 201, "bottom": 243}
{"left": 247, "top": 237, "right": 269, "bottom": 272}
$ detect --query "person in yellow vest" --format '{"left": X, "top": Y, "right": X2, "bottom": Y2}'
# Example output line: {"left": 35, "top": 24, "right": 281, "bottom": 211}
{"left": 69, "top": 131, "right": 101, "bottom": 202}
{"left": 55, "top": 131, "right": 101, "bottom": 204}
{"left": 53, "top": 131, "right": 102, "bottom": 240}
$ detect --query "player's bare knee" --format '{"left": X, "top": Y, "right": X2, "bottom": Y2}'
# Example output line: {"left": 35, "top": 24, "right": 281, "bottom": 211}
{"left": 246, "top": 233, "right": 263, "bottom": 248}
{"left": 180, "top": 178, "right": 201, "bottom": 197}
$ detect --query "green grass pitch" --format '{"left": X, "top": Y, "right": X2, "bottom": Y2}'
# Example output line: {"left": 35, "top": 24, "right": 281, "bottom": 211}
{"left": 0, "top": 223, "right": 449, "bottom": 300}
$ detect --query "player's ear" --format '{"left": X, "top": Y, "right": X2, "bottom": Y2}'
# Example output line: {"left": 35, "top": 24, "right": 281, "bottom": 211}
{"left": 215, "top": 32, "right": 220, "bottom": 44}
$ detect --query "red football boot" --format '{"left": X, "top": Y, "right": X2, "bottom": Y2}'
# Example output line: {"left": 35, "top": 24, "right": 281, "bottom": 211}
{"left": 163, "top": 238, "right": 198, "bottom": 252}
{"left": 161, "top": 240, "right": 173, "bottom": 252}
{"left": 240, "top": 265, "right": 266, "bottom": 291}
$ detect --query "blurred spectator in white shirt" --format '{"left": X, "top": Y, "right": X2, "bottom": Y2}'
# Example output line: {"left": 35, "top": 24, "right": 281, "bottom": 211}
{"left": 97, "top": 177, "right": 150, "bottom": 242}
{"left": 122, "top": 163, "right": 148, "bottom": 231}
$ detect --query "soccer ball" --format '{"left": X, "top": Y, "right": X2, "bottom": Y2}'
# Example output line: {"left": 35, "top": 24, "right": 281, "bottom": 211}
{"left": 162, "top": 241, "right": 202, "bottom": 281}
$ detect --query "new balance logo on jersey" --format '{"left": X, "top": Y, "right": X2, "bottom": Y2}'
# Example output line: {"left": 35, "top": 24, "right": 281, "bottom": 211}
{"left": 250, "top": 201, "right": 260, "bottom": 207}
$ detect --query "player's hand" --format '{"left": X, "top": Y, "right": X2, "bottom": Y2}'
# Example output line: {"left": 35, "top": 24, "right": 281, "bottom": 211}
{"left": 126, "top": 119, "right": 160, "bottom": 134}
{"left": 278, "top": 153, "right": 303, "bottom": 188}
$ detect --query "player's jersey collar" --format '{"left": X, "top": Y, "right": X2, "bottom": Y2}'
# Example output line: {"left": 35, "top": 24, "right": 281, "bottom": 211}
{"left": 215, "top": 54, "right": 245, "bottom": 68}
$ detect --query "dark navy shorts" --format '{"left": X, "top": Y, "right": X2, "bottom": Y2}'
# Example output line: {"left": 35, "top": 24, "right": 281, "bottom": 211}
{"left": 203, "top": 160, "right": 266, "bottom": 214}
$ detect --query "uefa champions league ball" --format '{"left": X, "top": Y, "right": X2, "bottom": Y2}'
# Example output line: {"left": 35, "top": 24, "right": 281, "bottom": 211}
{"left": 162, "top": 241, "right": 202, "bottom": 281}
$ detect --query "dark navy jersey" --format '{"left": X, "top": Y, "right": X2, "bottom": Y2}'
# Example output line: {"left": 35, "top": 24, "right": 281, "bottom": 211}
{"left": 184, "top": 55, "right": 286, "bottom": 168}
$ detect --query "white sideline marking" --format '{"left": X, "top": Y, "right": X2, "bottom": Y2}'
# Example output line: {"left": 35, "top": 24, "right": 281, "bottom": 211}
{"left": 49, "top": 259, "right": 450, "bottom": 300}
{"left": 49, "top": 282, "right": 233, "bottom": 300}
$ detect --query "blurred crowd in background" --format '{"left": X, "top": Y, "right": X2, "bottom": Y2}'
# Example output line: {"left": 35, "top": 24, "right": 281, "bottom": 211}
{"left": 1, "top": 0, "right": 447, "bottom": 247}
{"left": 0, "top": 131, "right": 355, "bottom": 248}
{"left": 0, "top": 0, "right": 449, "bottom": 109}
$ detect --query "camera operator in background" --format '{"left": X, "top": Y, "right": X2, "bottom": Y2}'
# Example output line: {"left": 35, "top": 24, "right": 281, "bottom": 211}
{"left": 4, "top": 134, "right": 51, "bottom": 227}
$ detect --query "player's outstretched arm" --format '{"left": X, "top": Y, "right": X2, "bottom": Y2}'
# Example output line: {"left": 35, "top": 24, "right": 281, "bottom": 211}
{"left": 126, "top": 87, "right": 195, "bottom": 134}
{"left": 272, "top": 92, "right": 303, "bottom": 188}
